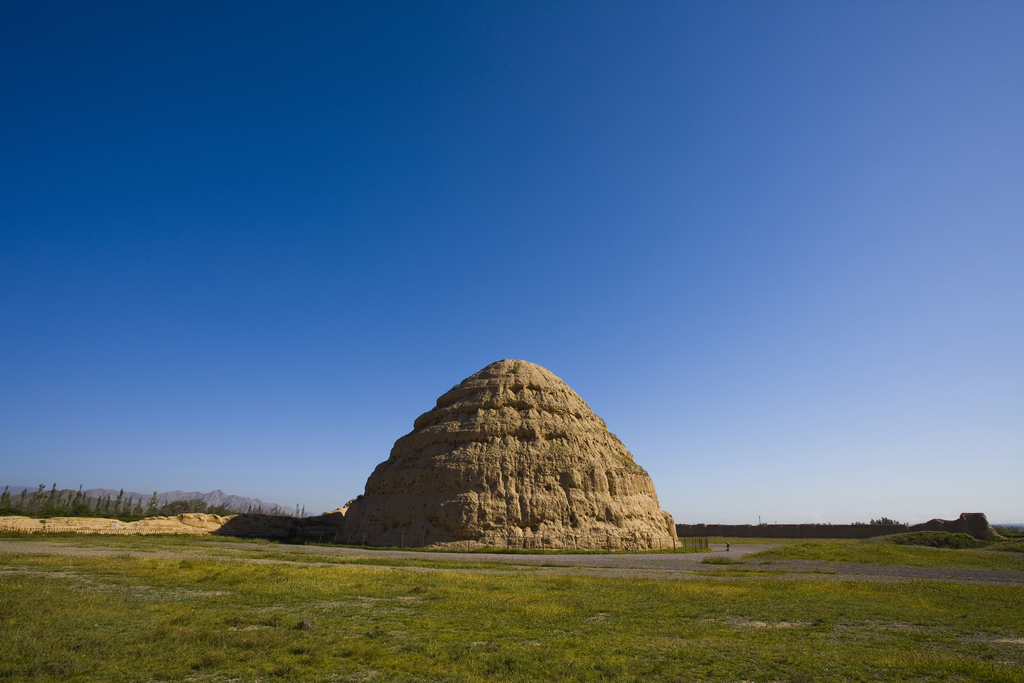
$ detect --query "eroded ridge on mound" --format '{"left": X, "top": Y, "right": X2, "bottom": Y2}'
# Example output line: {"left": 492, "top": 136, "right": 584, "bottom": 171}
{"left": 342, "top": 360, "right": 677, "bottom": 549}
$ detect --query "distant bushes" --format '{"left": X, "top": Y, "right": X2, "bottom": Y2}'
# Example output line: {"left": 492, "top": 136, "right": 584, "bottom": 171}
{"left": 849, "top": 517, "right": 904, "bottom": 527}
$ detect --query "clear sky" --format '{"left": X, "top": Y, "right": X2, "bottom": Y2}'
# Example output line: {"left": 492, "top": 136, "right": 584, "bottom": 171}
{"left": 2, "top": 1, "right": 1021, "bottom": 523}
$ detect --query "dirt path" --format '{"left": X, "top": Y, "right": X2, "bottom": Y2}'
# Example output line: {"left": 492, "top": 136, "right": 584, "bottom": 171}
{"left": 198, "top": 540, "right": 776, "bottom": 565}
{"left": 2, "top": 539, "right": 1022, "bottom": 586}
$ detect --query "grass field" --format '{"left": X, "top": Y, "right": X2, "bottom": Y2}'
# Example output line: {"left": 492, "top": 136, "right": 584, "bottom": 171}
{"left": 747, "top": 538, "right": 1024, "bottom": 571}
{"left": 1, "top": 535, "right": 1023, "bottom": 682}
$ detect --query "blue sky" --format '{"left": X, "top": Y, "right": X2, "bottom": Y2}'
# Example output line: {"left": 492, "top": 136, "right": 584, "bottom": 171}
{"left": 2, "top": 1, "right": 1021, "bottom": 523}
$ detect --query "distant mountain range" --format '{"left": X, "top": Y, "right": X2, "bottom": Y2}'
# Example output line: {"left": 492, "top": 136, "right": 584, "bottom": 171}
{"left": 3, "top": 485, "right": 293, "bottom": 516}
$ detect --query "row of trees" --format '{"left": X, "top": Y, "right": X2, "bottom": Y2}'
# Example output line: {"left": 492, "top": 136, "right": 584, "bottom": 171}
{"left": 850, "top": 517, "right": 904, "bottom": 526}
{"left": 0, "top": 484, "right": 233, "bottom": 520}
{"left": 1, "top": 484, "right": 306, "bottom": 519}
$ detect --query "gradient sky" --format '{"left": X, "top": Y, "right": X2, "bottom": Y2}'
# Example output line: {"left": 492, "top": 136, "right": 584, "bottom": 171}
{"left": 2, "top": 1, "right": 1021, "bottom": 523}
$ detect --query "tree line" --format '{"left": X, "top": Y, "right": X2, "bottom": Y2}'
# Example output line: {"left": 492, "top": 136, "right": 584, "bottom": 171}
{"left": 0, "top": 484, "right": 235, "bottom": 521}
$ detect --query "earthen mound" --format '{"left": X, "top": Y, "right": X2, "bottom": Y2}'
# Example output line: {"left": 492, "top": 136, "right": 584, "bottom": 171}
{"left": 909, "top": 513, "right": 1003, "bottom": 540}
{"left": 341, "top": 360, "right": 677, "bottom": 549}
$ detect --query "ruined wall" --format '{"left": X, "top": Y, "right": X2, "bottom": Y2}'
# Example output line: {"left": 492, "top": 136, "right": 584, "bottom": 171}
{"left": 0, "top": 513, "right": 228, "bottom": 535}
{"left": 908, "top": 513, "right": 1001, "bottom": 540}
{"left": 0, "top": 511, "right": 347, "bottom": 538}
{"left": 677, "top": 513, "right": 1000, "bottom": 540}
{"left": 213, "top": 511, "right": 345, "bottom": 539}
{"left": 675, "top": 523, "right": 909, "bottom": 539}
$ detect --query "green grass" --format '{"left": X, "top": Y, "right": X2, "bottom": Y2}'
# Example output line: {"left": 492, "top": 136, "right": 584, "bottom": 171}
{"left": 994, "top": 540, "right": 1024, "bottom": 553}
{"left": 1, "top": 537, "right": 1023, "bottom": 682}
{"left": 750, "top": 538, "right": 1024, "bottom": 571}
{"left": 0, "top": 533, "right": 547, "bottom": 572}
{"left": 203, "top": 547, "right": 544, "bottom": 572}
{"left": 0, "top": 531, "right": 268, "bottom": 548}
{"left": 884, "top": 531, "right": 987, "bottom": 549}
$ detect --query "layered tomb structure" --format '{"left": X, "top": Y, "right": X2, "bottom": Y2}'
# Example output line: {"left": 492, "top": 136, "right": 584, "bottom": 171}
{"left": 341, "top": 360, "right": 677, "bottom": 549}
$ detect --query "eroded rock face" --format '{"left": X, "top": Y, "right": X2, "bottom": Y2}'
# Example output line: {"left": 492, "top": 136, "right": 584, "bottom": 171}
{"left": 342, "top": 360, "right": 677, "bottom": 549}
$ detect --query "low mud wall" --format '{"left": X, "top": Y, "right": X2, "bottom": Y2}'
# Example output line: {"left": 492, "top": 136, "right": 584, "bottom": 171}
{"left": 675, "top": 523, "right": 910, "bottom": 539}
{"left": 677, "top": 513, "right": 999, "bottom": 540}
{"left": 0, "top": 513, "right": 228, "bottom": 535}
{"left": 213, "top": 512, "right": 344, "bottom": 539}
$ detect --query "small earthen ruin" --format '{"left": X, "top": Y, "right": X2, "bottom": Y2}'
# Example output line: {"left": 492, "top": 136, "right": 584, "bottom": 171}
{"left": 340, "top": 359, "right": 678, "bottom": 549}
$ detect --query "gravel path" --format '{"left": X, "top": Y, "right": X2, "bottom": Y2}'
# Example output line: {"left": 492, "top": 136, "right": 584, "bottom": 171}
{"left": 198, "top": 540, "right": 777, "bottom": 565}
{"left": 2, "top": 539, "right": 1022, "bottom": 586}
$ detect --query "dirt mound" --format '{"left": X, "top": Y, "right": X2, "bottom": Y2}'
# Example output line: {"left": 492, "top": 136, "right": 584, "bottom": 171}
{"left": 341, "top": 359, "right": 677, "bottom": 549}
{"left": 909, "top": 513, "right": 1003, "bottom": 540}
